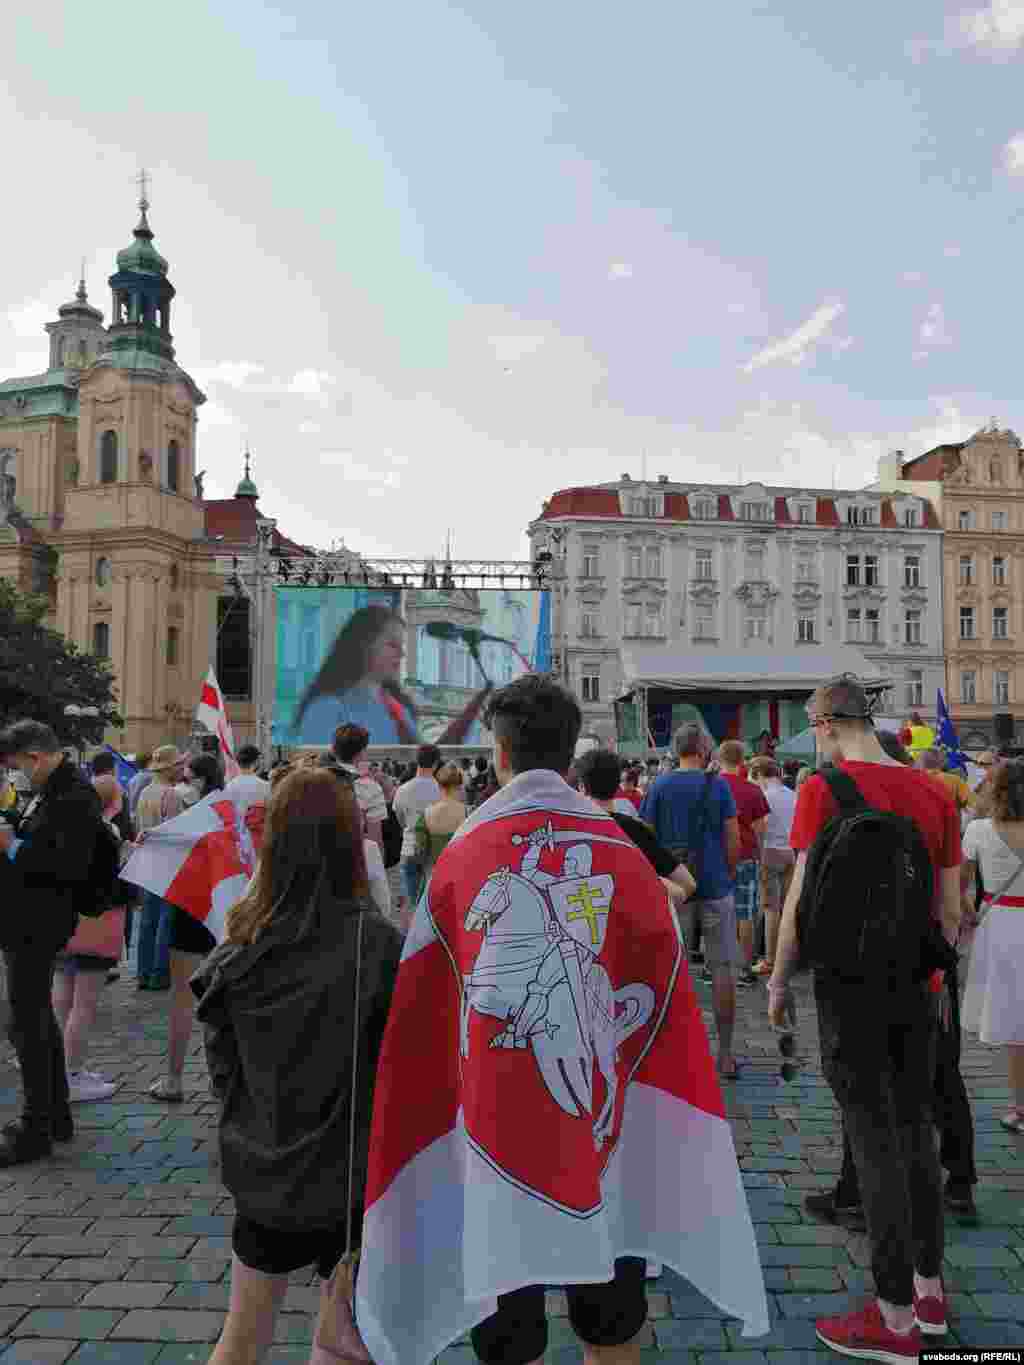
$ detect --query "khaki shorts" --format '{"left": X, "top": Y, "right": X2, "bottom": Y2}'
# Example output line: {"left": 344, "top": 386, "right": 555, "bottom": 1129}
{"left": 678, "top": 896, "right": 739, "bottom": 974}
{"left": 760, "top": 853, "right": 794, "bottom": 916}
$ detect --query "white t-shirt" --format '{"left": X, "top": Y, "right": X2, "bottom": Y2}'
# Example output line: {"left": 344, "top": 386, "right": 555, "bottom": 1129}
{"left": 338, "top": 764, "right": 388, "bottom": 831}
{"left": 963, "top": 819, "right": 1024, "bottom": 901}
{"left": 759, "top": 779, "right": 798, "bottom": 852}
{"left": 364, "top": 838, "right": 392, "bottom": 919}
{"left": 393, "top": 774, "right": 442, "bottom": 859}
{"left": 224, "top": 772, "right": 270, "bottom": 805}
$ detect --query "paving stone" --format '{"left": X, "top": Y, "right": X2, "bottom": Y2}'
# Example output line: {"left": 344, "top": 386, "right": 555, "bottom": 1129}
{"left": 109, "top": 1311, "right": 223, "bottom": 1343}
{"left": 774, "top": 1293, "right": 860, "bottom": 1319}
{"left": 102, "top": 1240, "right": 196, "bottom": 1261}
{"left": 786, "top": 1270, "right": 843, "bottom": 1292}
{"left": 945, "top": 1245, "right": 1021, "bottom": 1268}
{"left": 654, "top": 1318, "right": 728, "bottom": 1349}
{"left": 80, "top": 1285, "right": 172, "bottom": 1310}
{"left": 951, "top": 1317, "right": 1024, "bottom": 1347}
{"left": 0, "top": 1283, "right": 92, "bottom": 1307}
{"left": 48, "top": 1262, "right": 135, "bottom": 1282}
{"left": 161, "top": 1285, "right": 229, "bottom": 1310}
{"left": 123, "top": 1262, "right": 226, "bottom": 1284}
{"left": 968, "top": 1292, "right": 1024, "bottom": 1318}
{"left": 11, "top": 1309, "right": 121, "bottom": 1339}
{"left": 0, "top": 1342, "right": 77, "bottom": 1363}
{"left": 68, "top": 1346, "right": 163, "bottom": 1363}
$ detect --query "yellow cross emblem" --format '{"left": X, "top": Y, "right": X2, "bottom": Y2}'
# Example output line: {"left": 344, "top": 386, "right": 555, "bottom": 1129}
{"left": 566, "top": 881, "right": 610, "bottom": 946}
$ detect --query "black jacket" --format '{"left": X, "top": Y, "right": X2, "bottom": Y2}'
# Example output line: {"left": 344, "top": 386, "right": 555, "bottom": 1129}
{"left": 0, "top": 758, "right": 101, "bottom": 952}
{"left": 191, "top": 897, "right": 402, "bottom": 1234}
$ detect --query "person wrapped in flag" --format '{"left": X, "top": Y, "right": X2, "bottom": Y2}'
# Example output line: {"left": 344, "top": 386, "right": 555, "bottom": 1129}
{"left": 355, "top": 675, "right": 768, "bottom": 1365}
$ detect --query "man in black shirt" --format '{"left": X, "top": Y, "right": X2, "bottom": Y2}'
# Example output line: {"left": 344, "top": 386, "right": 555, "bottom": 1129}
{"left": 576, "top": 750, "right": 695, "bottom": 908}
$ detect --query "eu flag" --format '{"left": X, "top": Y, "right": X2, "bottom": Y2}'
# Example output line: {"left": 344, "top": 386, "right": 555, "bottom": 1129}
{"left": 103, "top": 745, "right": 139, "bottom": 788}
{"left": 936, "top": 690, "right": 967, "bottom": 775}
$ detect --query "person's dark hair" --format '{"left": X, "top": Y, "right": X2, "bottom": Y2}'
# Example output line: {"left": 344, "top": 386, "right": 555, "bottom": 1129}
{"left": 90, "top": 751, "right": 116, "bottom": 777}
{"left": 474, "top": 756, "right": 487, "bottom": 774}
{"left": 333, "top": 723, "right": 370, "bottom": 763}
{"left": 990, "top": 760, "right": 1024, "bottom": 822}
{"left": 416, "top": 743, "right": 441, "bottom": 771}
{"left": 293, "top": 605, "right": 416, "bottom": 733}
{"left": 673, "top": 723, "right": 706, "bottom": 759}
{"left": 0, "top": 720, "right": 62, "bottom": 760}
{"left": 811, "top": 674, "right": 872, "bottom": 728}
{"left": 188, "top": 753, "right": 224, "bottom": 798}
{"left": 575, "top": 749, "right": 621, "bottom": 801}
{"left": 718, "top": 739, "right": 746, "bottom": 769}
{"left": 227, "top": 766, "right": 369, "bottom": 946}
{"left": 236, "top": 743, "right": 261, "bottom": 770}
{"left": 748, "top": 756, "right": 780, "bottom": 781}
{"left": 876, "top": 730, "right": 913, "bottom": 766}
{"left": 483, "top": 675, "right": 581, "bottom": 776}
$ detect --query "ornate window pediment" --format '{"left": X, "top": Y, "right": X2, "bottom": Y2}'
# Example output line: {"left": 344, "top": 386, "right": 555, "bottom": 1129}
{"left": 688, "top": 581, "right": 719, "bottom": 602}
{"left": 735, "top": 582, "right": 779, "bottom": 605}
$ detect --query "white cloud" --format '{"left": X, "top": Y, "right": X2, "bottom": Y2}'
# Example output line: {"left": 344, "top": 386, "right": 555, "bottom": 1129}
{"left": 741, "top": 297, "right": 845, "bottom": 374}
{"left": 902, "top": 271, "right": 925, "bottom": 285}
{"left": 958, "top": 0, "right": 1024, "bottom": 52}
{"left": 488, "top": 333, "right": 547, "bottom": 369}
{"left": 1003, "top": 133, "right": 1024, "bottom": 176}
{"left": 193, "top": 361, "right": 267, "bottom": 389}
{"left": 608, "top": 262, "right": 633, "bottom": 280}
{"left": 916, "top": 301, "right": 954, "bottom": 357}
{"left": 287, "top": 368, "right": 334, "bottom": 400}
{"left": 943, "top": 244, "right": 962, "bottom": 258}
{"left": 297, "top": 420, "right": 322, "bottom": 435}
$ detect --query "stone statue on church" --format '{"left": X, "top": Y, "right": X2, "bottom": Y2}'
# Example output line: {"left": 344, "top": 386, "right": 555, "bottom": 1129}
{"left": 194, "top": 470, "right": 205, "bottom": 498}
{"left": 0, "top": 451, "right": 16, "bottom": 519}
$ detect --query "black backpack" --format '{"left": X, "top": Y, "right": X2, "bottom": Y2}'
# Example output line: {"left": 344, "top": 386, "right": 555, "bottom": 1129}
{"left": 381, "top": 805, "right": 403, "bottom": 869}
{"left": 796, "top": 768, "right": 956, "bottom": 984}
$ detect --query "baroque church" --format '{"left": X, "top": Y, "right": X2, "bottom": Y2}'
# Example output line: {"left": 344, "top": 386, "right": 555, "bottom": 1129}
{"left": 0, "top": 192, "right": 305, "bottom": 753}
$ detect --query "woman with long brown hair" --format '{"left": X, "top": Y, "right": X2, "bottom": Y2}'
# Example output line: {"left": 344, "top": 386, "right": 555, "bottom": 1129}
{"left": 194, "top": 765, "right": 402, "bottom": 1364}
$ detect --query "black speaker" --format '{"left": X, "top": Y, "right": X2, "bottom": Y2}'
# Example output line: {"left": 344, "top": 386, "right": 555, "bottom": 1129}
{"left": 994, "top": 713, "right": 1015, "bottom": 745}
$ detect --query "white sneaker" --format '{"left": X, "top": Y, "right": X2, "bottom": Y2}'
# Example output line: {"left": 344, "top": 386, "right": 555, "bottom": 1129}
{"left": 645, "top": 1260, "right": 663, "bottom": 1280}
{"left": 67, "top": 1071, "right": 118, "bottom": 1103}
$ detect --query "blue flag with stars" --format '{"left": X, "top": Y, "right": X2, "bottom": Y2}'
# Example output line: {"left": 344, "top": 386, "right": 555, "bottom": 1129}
{"left": 103, "top": 745, "right": 139, "bottom": 788}
{"left": 936, "top": 690, "right": 967, "bottom": 775}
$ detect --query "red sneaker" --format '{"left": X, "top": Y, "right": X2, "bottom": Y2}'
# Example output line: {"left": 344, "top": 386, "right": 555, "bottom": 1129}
{"left": 914, "top": 1283, "right": 948, "bottom": 1336}
{"left": 815, "top": 1300, "right": 922, "bottom": 1364}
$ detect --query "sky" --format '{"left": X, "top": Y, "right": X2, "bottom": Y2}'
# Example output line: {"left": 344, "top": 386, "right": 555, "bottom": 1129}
{"left": 4, "top": 0, "right": 1024, "bottom": 561}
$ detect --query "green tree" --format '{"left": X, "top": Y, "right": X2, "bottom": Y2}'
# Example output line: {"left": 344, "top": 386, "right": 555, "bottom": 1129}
{"left": 0, "top": 580, "right": 123, "bottom": 746}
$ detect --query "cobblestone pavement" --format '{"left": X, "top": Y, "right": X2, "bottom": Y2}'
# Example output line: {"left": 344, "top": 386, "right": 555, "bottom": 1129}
{"left": 0, "top": 961, "right": 1019, "bottom": 1363}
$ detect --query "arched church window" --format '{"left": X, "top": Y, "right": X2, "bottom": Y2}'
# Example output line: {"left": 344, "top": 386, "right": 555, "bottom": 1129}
{"left": 78, "top": 340, "right": 88, "bottom": 365}
{"left": 95, "top": 558, "right": 111, "bottom": 588}
{"left": 991, "top": 459, "right": 1003, "bottom": 484}
{"left": 169, "top": 563, "right": 180, "bottom": 591}
{"left": 92, "top": 622, "right": 110, "bottom": 659}
{"left": 55, "top": 337, "right": 65, "bottom": 367}
{"left": 167, "top": 440, "right": 180, "bottom": 493}
{"left": 100, "top": 431, "right": 118, "bottom": 484}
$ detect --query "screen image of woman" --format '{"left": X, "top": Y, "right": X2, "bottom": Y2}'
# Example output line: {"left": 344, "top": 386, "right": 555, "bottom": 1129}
{"left": 290, "top": 605, "right": 490, "bottom": 747}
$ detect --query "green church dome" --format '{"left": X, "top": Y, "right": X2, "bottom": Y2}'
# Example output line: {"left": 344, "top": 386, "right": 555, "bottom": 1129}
{"left": 115, "top": 206, "right": 168, "bottom": 277}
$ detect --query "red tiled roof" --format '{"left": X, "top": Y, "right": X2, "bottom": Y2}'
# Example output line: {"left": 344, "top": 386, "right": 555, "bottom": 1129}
{"left": 901, "top": 444, "right": 963, "bottom": 481}
{"left": 774, "top": 496, "right": 791, "bottom": 524}
{"left": 540, "top": 488, "right": 623, "bottom": 518}
{"left": 664, "top": 492, "right": 689, "bottom": 519}
{"left": 880, "top": 500, "right": 897, "bottom": 529}
{"left": 203, "top": 498, "right": 309, "bottom": 555}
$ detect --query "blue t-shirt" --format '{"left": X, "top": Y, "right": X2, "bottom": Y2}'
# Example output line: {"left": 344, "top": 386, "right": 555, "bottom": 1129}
{"left": 639, "top": 770, "right": 737, "bottom": 900}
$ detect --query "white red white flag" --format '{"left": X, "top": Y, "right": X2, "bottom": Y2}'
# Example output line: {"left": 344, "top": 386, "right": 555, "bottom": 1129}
{"left": 120, "top": 792, "right": 261, "bottom": 942}
{"left": 196, "top": 667, "right": 240, "bottom": 780}
{"left": 355, "top": 769, "right": 769, "bottom": 1365}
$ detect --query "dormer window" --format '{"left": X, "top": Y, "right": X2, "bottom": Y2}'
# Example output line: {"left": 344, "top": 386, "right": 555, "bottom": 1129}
{"left": 847, "top": 505, "right": 875, "bottom": 526}
{"left": 739, "top": 501, "right": 772, "bottom": 522}
{"left": 691, "top": 497, "right": 715, "bottom": 520}
{"left": 797, "top": 504, "right": 812, "bottom": 523}
{"left": 903, "top": 505, "right": 919, "bottom": 528}
{"left": 628, "top": 493, "right": 661, "bottom": 517}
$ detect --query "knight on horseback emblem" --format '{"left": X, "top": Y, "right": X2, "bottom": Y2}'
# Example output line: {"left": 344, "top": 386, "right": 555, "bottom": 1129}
{"left": 460, "top": 820, "right": 656, "bottom": 1150}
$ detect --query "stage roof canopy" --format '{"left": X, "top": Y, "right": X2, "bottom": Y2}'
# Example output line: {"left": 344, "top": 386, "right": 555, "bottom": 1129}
{"left": 618, "top": 644, "right": 890, "bottom": 697}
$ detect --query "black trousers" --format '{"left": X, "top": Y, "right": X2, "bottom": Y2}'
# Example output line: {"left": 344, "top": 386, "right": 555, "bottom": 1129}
{"left": 816, "top": 976, "right": 943, "bottom": 1306}
{"left": 835, "top": 966, "right": 977, "bottom": 1199}
{"left": 4, "top": 943, "right": 71, "bottom": 1134}
{"left": 470, "top": 1258, "right": 647, "bottom": 1365}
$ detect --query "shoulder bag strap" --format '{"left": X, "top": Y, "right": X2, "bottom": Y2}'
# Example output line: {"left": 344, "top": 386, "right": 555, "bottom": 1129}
{"left": 821, "top": 767, "right": 868, "bottom": 816}
{"left": 985, "top": 841, "right": 1024, "bottom": 907}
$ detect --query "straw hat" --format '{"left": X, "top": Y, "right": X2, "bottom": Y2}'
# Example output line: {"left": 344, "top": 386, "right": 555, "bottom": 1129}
{"left": 149, "top": 745, "right": 186, "bottom": 774}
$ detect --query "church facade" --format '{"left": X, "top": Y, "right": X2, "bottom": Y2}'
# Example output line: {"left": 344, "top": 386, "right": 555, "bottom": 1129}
{"left": 0, "top": 196, "right": 303, "bottom": 754}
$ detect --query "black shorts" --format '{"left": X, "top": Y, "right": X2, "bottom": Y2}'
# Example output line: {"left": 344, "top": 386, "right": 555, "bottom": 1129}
{"left": 470, "top": 1257, "right": 647, "bottom": 1365}
{"left": 232, "top": 1215, "right": 349, "bottom": 1280}
{"left": 170, "top": 907, "right": 217, "bottom": 956}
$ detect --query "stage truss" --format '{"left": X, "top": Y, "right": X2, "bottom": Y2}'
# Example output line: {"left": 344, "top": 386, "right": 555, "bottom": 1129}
{"left": 270, "top": 553, "right": 553, "bottom": 590}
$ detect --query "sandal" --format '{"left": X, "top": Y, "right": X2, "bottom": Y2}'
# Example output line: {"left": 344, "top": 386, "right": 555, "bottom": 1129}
{"left": 1000, "top": 1107, "right": 1024, "bottom": 1134}
{"left": 148, "top": 1077, "right": 184, "bottom": 1104}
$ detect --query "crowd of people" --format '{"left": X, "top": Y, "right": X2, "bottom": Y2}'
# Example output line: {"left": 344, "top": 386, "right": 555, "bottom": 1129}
{"left": 0, "top": 678, "right": 1020, "bottom": 1364}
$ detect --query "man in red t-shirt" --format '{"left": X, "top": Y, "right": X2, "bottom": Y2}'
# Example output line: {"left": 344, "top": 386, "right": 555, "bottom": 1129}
{"left": 768, "top": 675, "right": 962, "bottom": 1362}
{"left": 616, "top": 766, "right": 644, "bottom": 813}
{"left": 718, "top": 740, "right": 769, "bottom": 985}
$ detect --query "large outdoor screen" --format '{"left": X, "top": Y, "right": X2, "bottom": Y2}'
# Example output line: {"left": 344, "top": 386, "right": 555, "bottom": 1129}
{"left": 272, "top": 585, "right": 551, "bottom": 747}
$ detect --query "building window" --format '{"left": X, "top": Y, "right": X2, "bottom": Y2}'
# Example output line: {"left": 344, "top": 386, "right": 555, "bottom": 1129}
{"left": 581, "top": 610, "right": 599, "bottom": 638}
{"left": 92, "top": 622, "right": 110, "bottom": 659}
{"left": 216, "top": 596, "right": 252, "bottom": 699}
{"left": 582, "top": 549, "right": 599, "bottom": 578}
{"left": 993, "top": 606, "right": 1009, "bottom": 640}
{"left": 992, "top": 509, "right": 1007, "bottom": 531}
{"left": 904, "top": 555, "right": 920, "bottom": 588}
{"left": 95, "top": 557, "right": 111, "bottom": 589}
{"left": 692, "top": 498, "right": 715, "bottom": 520}
{"left": 906, "top": 669, "right": 924, "bottom": 708}
{"left": 624, "top": 604, "right": 642, "bottom": 637}
{"left": 644, "top": 603, "right": 664, "bottom": 637}
{"left": 995, "top": 671, "right": 1010, "bottom": 706}
{"left": 993, "top": 556, "right": 1007, "bottom": 586}
{"left": 740, "top": 501, "right": 771, "bottom": 522}
{"left": 847, "top": 505, "right": 875, "bottom": 526}
{"left": 693, "top": 603, "right": 714, "bottom": 639}
{"left": 99, "top": 430, "right": 118, "bottom": 484}
{"left": 797, "top": 504, "right": 812, "bottom": 523}
{"left": 646, "top": 546, "right": 662, "bottom": 578}
{"left": 745, "top": 545, "right": 764, "bottom": 580}
{"left": 960, "top": 606, "right": 975, "bottom": 640}
{"left": 746, "top": 609, "right": 768, "bottom": 641}
{"left": 846, "top": 554, "right": 860, "bottom": 587}
{"left": 628, "top": 547, "right": 642, "bottom": 578}
{"left": 904, "top": 507, "right": 919, "bottom": 528}
{"left": 166, "top": 440, "right": 180, "bottom": 494}
{"left": 864, "top": 555, "right": 879, "bottom": 587}
{"left": 961, "top": 670, "right": 977, "bottom": 705}
{"left": 797, "top": 615, "right": 816, "bottom": 644}
{"left": 630, "top": 496, "right": 656, "bottom": 517}
{"left": 166, "top": 626, "right": 179, "bottom": 667}
{"left": 581, "top": 672, "right": 600, "bottom": 704}
{"left": 958, "top": 509, "right": 974, "bottom": 532}
{"left": 959, "top": 555, "right": 974, "bottom": 586}
{"left": 796, "top": 557, "right": 812, "bottom": 581}
{"left": 905, "top": 609, "right": 922, "bottom": 645}
{"left": 169, "top": 563, "right": 180, "bottom": 591}
{"left": 695, "top": 548, "right": 712, "bottom": 580}
{"left": 865, "top": 608, "right": 881, "bottom": 644}
{"left": 847, "top": 608, "right": 862, "bottom": 642}
{"left": 991, "top": 459, "right": 1002, "bottom": 484}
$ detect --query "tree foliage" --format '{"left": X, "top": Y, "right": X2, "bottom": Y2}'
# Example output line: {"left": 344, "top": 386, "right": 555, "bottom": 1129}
{"left": 0, "top": 580, "right": 123, "bottom": 745}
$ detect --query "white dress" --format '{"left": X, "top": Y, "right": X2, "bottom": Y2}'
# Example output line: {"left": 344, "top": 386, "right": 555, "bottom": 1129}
{"left": 961, "top": 819, "right": 1024, "bottom": 1045}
